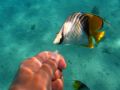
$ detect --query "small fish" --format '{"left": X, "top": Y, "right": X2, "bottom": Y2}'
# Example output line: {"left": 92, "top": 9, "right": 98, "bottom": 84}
{"left": 73, "top": 80, "right": 89, "bottom": 90}
{"left": 53, "top": 12, "right": 105, "bottom": 48}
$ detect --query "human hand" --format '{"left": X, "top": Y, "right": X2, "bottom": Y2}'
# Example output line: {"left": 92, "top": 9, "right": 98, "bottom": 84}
{"left": 10, "top": 51, "right": 66, "bottom": 90}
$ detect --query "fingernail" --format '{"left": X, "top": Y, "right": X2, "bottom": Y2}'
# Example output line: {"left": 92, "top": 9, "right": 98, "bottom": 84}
{"left": 51, "top": 53, "right": 57, "bottom": 60}
{"left": 54, "top": 50, "right": 59, "bottom": 54}
{"left": 51, "top": 53, "right": 59, "bottom": 66}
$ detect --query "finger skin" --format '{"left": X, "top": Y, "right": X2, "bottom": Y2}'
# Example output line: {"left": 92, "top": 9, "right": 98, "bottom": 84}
{"left": 10, "top": 51, "right": 66, "bottom": 90}
{"left": 52, "top": 79, "right": 63, "bottom": 90}
{"left": 32, "top": 71, "right": 50, "bottom": 90}
{"left": 47, "top": 52, "right": 67, "bottom": 69}
{"left": 52, "top": 70, "right": 62, "bottom": 81}
{"left": 58, "top": 55, "right": 66, "bottom": 70}
{"left": 41, "top": 59, "right": 57, "bottom": 78}
{"left": 35, "top": 51, "right": 67, "bottom": 70}
{"left": 21, "top": 57, "right": 42, "bottom": 72}
{"left": 10, "top": 66, "right": 33, "bottom": 90}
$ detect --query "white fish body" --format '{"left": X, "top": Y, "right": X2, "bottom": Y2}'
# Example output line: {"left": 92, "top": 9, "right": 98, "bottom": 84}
{"left": 53, "top": 12, "right": 88, "bottom": 45}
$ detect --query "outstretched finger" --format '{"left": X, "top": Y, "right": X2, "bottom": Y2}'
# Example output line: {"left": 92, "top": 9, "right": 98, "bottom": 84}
{"left": 38, "top": 58, "right": 58, "bottom": 79}
{"left": 35, "top": 51, "right": 66, "bottom": 70}
{"left": 52, "top": 70, "right": 62, "bottom": 81}
{"left": 48, "top": 52, "right": 66, "bottom": 70}
{"left": 21, "top": 57, "right": 42, "bottom": 72}
{"left": 52, "top": 79, "right": 63, "bottom": 90}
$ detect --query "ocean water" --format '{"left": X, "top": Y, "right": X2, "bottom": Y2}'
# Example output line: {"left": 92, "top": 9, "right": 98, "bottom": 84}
{"left": 0, "top": 0, "right": 120, "bottom": 90}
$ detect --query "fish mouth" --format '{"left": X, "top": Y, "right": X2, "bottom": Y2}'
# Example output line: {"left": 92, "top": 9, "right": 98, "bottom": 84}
{"left": 53, "top": 31, "right": 63, "bottom": 44}
{"left": 53, "top": 39, "right": 60, "bottom": 44}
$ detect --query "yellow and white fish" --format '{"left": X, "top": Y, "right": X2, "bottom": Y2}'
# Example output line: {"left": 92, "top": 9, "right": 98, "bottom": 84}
{"left": 53, "top": 12, "right": 105, "bottom": 48}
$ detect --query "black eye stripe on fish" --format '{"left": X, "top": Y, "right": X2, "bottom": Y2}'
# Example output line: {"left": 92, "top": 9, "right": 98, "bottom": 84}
{"left": 59, "top": 31, "right": 64, "bottom": 44}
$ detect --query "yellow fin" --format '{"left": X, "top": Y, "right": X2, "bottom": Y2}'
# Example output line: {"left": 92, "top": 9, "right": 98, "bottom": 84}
{"left": 94, "top": 31, "right": 105, "bottom": 44}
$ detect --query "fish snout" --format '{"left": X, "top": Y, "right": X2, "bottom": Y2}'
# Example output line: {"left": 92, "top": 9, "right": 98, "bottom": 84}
{"left": 53, "top": 33, "right": 63, "bottom": 44}
{"left": 53, "top": 38, "right": 60, "bottom": 44}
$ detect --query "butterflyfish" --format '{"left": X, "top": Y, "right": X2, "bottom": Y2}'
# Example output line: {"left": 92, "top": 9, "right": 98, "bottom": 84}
{"left": 53, "top": 12, "right": 105, "bottom": 48}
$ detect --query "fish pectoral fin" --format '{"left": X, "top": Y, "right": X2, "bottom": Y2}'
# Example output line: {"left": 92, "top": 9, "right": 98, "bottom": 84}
{"left": 80, "top": 36, "right": 94, "bottom": 48}
{"left": 88, "top": 36, "right": 94, "bottom": 48}
{"left": 94, "top": 31, "right": 105, "bottom": 44}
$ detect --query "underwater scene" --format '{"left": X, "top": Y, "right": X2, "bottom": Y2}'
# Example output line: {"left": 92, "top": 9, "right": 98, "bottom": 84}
{"left": 0, "top": 0, "right": 120, "bottom": 90}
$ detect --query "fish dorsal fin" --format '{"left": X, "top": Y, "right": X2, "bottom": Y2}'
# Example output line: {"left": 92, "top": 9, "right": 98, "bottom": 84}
{"left": 84, "top": 13, "right": 103, "bottom": 32}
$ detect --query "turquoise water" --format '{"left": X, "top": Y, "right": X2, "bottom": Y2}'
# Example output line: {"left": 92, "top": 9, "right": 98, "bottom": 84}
{"left": 0, "top": 0, "right": 120, "bottom": 90}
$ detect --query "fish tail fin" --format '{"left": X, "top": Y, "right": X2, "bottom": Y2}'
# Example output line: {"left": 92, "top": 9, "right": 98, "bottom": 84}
{"left": 94, "top": 31, "right": 105, "bottom": 44}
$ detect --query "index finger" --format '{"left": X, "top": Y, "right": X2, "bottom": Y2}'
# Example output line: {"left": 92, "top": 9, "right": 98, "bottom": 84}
{"left": 35, "top": 51, "right": 67, "bottom": 70}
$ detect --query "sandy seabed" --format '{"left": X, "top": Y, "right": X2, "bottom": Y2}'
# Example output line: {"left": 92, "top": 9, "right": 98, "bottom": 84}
{"left": 0, "top": 0, "right": 120, "bottom": 90}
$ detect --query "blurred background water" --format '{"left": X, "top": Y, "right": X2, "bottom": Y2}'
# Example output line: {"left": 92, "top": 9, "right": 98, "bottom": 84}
{"left": 0, "top": 0, "right": 120, "bottom": 90}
